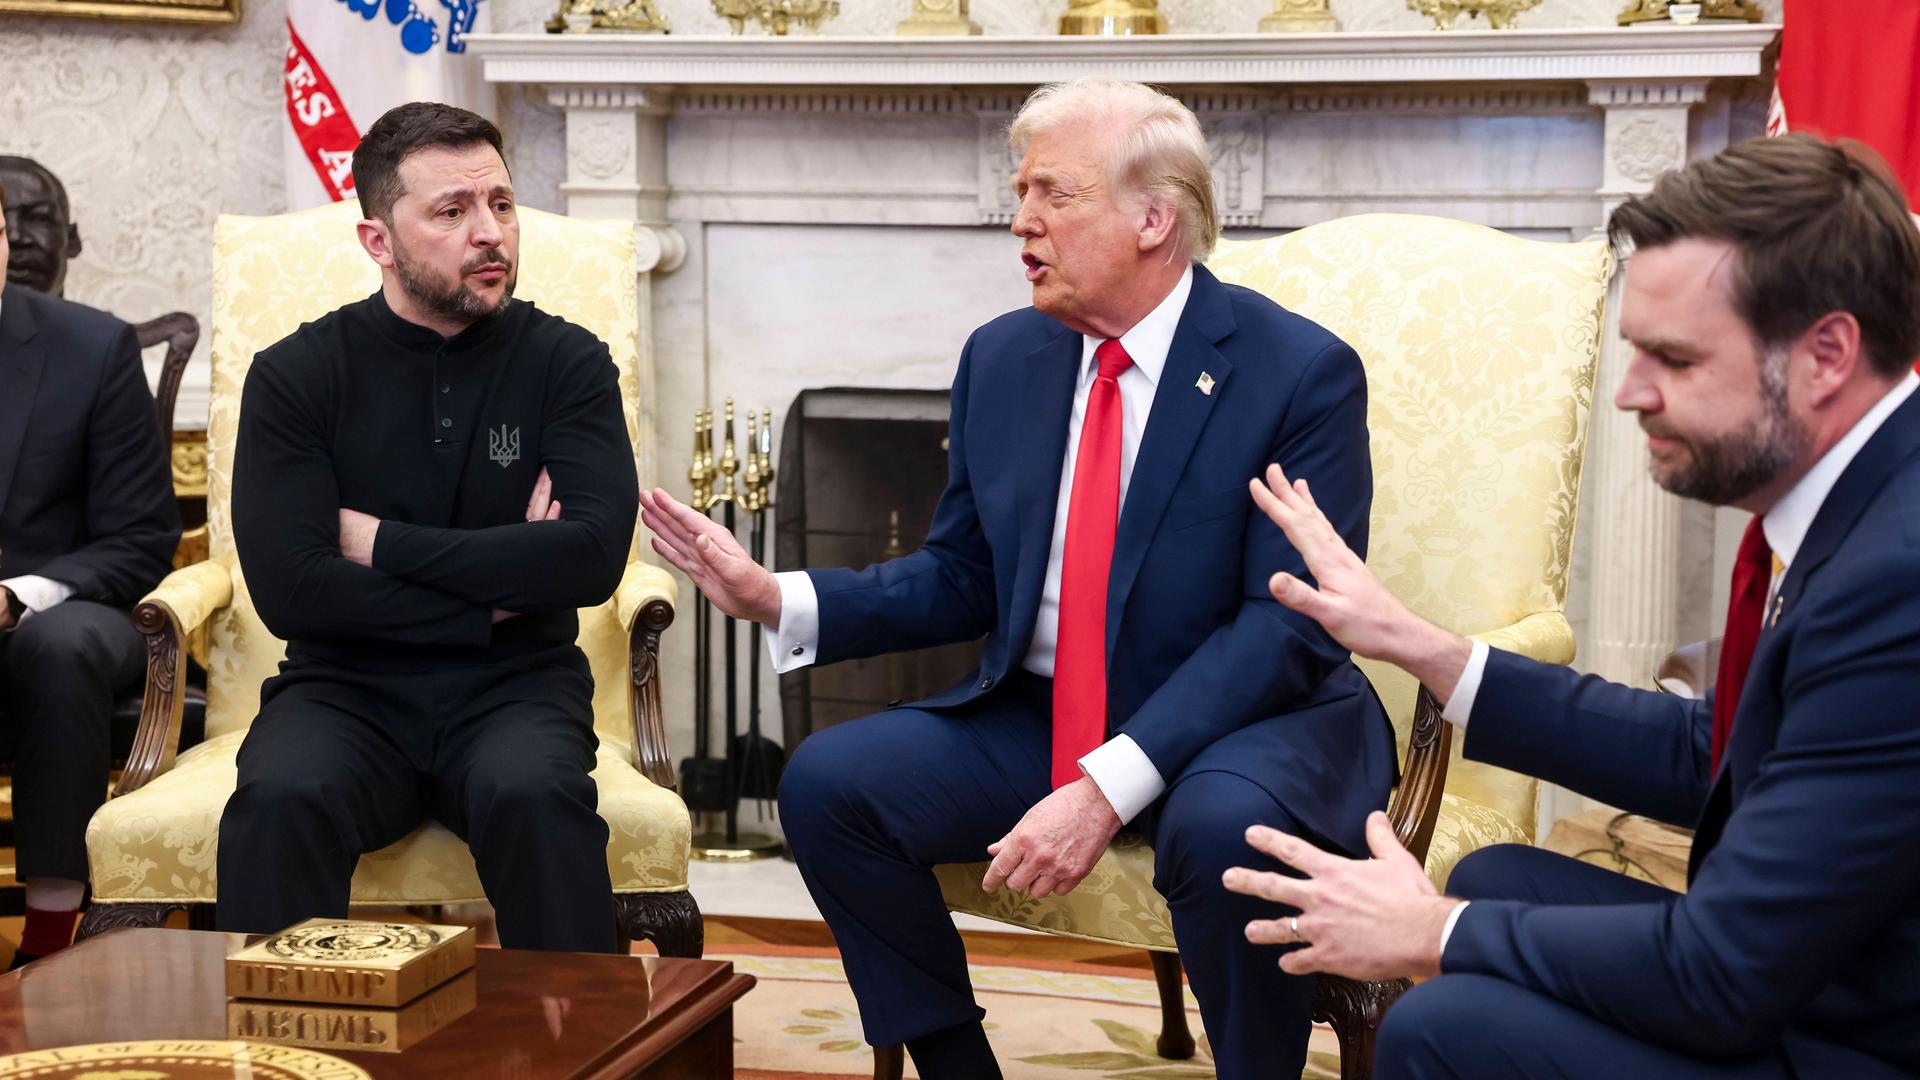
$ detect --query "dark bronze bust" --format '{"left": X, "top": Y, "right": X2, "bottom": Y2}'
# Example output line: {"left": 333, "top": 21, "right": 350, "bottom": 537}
{"left": 0, "top": 156, "right": 82, "bottom": 297}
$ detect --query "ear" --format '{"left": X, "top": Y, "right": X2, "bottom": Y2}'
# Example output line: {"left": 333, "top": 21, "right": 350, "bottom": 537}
{"left": 357, "top": 218, "right": 397, "bottom": 270}
{"left": 65, "top": 223, "right": 82, "bottom": 259}
{"left": 1798, "top": 311, "right": 1864, "bottom": 409}
{"left": 1136, "top": 197, "right": 1179, "bottom": 255}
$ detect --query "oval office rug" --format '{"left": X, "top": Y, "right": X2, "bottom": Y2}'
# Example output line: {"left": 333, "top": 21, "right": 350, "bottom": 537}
{"left": 720, "top": 945, "right": 1342, "bottom": 1080}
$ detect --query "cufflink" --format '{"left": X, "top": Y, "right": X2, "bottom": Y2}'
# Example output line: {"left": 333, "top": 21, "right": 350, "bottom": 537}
{"left": 792, "top": 646, "right": 804, "bottom": 656}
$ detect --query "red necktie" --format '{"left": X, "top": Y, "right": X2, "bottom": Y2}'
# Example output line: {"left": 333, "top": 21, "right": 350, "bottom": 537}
{"left": 1710, "top": 517, "right": 1775, "bottom": 771}
{"left": 1052, "top": 339, "right": 1133, "bottom": 789}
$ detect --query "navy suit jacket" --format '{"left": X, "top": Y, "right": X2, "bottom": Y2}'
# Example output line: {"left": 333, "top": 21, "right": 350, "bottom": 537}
{"left": 1446, "top": 388, "right": 1920, "bottom": 1075}
{"left": 804, "top": 266, "right": 1396, "bottom": 854}
{"left": 0, "top": 285, "right": 179, "bottom": 608}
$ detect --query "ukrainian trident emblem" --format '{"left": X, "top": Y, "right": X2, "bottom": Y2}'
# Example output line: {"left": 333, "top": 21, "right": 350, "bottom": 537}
{"left": 488, "top": 425, "right": 521, "bottom": 468}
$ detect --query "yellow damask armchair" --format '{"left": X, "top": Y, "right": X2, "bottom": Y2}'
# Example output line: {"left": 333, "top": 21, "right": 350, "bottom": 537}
{"left": 77, "top": 200, "right": 700, "bottom": 956}
{"left": 921, "top": 215, "right": 1611, "bottom": 1079}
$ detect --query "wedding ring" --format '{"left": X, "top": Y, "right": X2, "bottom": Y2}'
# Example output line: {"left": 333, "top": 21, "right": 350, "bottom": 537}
{"left": 1288, "top": 915, "right": 1303, "bottom": 943}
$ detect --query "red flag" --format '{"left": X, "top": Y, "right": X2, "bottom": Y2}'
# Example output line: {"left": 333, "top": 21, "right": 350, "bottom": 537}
{"left": 1774, "top": 0, "right": 1920, "bottom": 204}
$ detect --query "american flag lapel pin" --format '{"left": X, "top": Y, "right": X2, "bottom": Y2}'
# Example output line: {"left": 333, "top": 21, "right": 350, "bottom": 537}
{"left": 1196, "top": 371, "right": 1215, "bottom": 396}
{"left": 1769, "top": 593, "right": 1784, "bottom": 628}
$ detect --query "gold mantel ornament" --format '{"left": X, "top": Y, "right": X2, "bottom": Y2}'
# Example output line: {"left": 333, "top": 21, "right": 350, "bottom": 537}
{"left": 1407, "top": 0, "right": 1540, "bottom": 30}
{"left": 1058, "top": 0, "right": 1166, "bottom": 36}
{"left": 897, "top": 0, "right": 980, "bottom": 35}
{"left": 1260, "top": 0, "right": 1338, "bottom": 32}
{"left": 713, "top": 0, "right": 840, "bottom": 35}
{"left": 1616, "top": 0, "right": 1763, "bottom": 24}
{"left": 547, "top": 0, "right": 669, "bottom": 32}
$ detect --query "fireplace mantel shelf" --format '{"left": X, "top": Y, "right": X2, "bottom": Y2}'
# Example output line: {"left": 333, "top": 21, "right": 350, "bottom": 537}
{"left": 466, "top": 25, "right": 1778, "bottom": 89}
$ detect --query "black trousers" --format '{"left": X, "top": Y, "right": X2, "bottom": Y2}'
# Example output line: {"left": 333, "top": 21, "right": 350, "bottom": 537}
{"left": 215, "top": 648, "right": 616, "bottom": 952}
{"left": 779, "top": 671, "right": 1320, "bottom": 1080}
{"left": 0, "top": 600, "right": 145, "bottom": 883}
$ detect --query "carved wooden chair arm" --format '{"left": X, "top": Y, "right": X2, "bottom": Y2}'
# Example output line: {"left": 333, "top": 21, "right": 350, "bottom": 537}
{"left": 115, "top": 560, "right": 233, "bottom": 798}
{"left": 616, "top": 560, "right": 679, "bottom": 790}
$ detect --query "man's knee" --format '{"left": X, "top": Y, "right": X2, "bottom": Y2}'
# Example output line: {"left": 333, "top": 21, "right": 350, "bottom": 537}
{"left": 467, "top": 756, "right": 596, "bottom": 822}
{"left": 777, "top": 720, "right": 872, "bottom": 843}
{"left": 1375, "top": 975, "right": 1500, "bottom": 1078}
{"left": 1153, "top": 772, "right": 1294, "bottom": 898}
{"left": 7, "top": 602, "right": 130, "bottom": 681}
{"left": 224, "top": 761, "right": 346, "bottom": 843}
{"left": 1443, "top": 843, "right": 1542, "bottom": 901}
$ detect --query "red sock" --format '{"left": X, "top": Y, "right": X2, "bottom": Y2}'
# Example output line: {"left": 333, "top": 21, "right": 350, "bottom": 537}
{"left": 20, "top": 905, "right": 81, "bottom": 958}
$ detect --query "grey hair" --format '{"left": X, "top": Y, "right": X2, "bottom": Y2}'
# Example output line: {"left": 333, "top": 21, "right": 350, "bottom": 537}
{"left": 1008, "top": 78, "right": 1220, "bottom": 262}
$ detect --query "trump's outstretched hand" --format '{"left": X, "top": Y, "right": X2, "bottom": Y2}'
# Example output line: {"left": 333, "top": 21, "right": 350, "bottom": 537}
{"left": 1223, "top": 811, "right": 1460, "bottom": 981}
{"left": 640, "top": 487, "right": 782, "bottom": 627}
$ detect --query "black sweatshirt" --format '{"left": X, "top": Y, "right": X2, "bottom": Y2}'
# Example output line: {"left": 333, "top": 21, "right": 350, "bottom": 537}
{"left": 232, "top": 290, "right": 638, "bottom": 671}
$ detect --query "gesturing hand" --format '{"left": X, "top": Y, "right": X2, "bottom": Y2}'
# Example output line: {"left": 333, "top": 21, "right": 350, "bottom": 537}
{"left": 1250, "top": 464, "right": 1472, "bottom": 694}
{"left": 639, "top": 487, "right": 782, "bottom": 627}
{"left": 1223, "top": 811, "right": 1460, "bottom": 982}
{"left": 981, "top": 777, "right": 1122, "bottom": 899}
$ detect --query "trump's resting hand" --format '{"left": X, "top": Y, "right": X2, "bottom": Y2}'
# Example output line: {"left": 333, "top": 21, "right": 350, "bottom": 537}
{"left": 1224, "top": 811, "right": 1460, "bottom": 982}
{"left": 1250, "top": 463, "right": 1472, "bottom": 700}
{"left": 640, "top": 487, "right": 782, "bottom": 627}
{"left": 981, "top": 777, "right": 1122, "bottom": 899}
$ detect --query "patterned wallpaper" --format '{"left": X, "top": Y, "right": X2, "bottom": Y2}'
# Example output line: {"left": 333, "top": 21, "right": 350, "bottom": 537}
{"left": 3, "top": 0, "right": 1781, "bottom": 424}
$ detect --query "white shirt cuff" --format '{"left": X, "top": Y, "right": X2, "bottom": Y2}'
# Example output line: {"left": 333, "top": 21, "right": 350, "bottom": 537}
{"left": 2, "top": 575, "right": 75, "bottom": 627}
{"left": 1077, "top": 734, "right": 1166, "bottom": 826}
{"left": 766, "top": 571, "right": 821, "bottom": 674}
{"left": 1439, "top": 899, "right": 1470, "bottom": 958}
{"left": 1440, "top": 640, "right": 1491, "bottom": 729}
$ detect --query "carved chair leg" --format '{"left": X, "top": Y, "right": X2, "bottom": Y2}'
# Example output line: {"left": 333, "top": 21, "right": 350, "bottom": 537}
{"left": 612, "top": 891, "right": 704, "bottom": 958}
{"left": 76, "top": 902, "right": 187, "bottom": 942}
{"left": 1148, "top": 950, "right": 1196, "bottom": 1060}
{"left": 1313, "top": 974, "right": 1413, "bottom": 1080}
{"left": 872, "top": 1045, "right": 904, "bottom": 1080}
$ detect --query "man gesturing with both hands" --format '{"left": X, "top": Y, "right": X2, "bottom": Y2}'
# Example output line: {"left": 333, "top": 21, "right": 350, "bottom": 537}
{"left": 1228, "top": 134, "right": 1920, "bottom": 1079}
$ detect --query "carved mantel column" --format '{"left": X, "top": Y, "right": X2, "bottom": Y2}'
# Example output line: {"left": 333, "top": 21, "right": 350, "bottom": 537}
{"left": 546, "top": 85, "right": 688, "bottom": 490}
{"left": 1580, "top": 79, "right": 1710, "bottom": 690}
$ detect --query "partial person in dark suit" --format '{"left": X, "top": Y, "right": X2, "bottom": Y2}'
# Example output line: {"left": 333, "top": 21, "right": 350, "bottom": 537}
{"left": 642, "top": 78, "right": 1395, "bottom": 1080}
{"left": 0, "top": 171, "right": 181, "bottom": 966}
{"left": 1223, "top": 133, "right": 1920, "bottom": 1078}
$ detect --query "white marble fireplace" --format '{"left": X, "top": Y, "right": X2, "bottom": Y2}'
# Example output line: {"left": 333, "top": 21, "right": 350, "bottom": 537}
{"left": 466, "top": 25, "right": 1778, "bottom": 829}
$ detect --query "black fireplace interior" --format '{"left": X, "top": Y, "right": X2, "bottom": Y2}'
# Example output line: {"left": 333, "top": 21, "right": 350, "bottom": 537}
{"left": 776, "top": 388, "right": 985, "bottom": 750}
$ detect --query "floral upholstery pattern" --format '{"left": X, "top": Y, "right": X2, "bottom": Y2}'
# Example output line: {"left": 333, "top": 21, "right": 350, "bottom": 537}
{"left": 940, "top": 214, "right": 1610, "bottom": 945}
{"left": 87, "top": 201, "right": 691, "bottom": 906}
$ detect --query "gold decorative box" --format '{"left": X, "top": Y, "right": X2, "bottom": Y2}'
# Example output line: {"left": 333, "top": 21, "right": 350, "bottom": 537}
{"left": 227, "top": 919, "right": 477, "bottom": 1008}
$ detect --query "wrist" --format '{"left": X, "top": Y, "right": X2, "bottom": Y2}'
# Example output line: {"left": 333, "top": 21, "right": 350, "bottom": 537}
{"left": 1420, "top": 897, "right": 1466, "bottom": 978}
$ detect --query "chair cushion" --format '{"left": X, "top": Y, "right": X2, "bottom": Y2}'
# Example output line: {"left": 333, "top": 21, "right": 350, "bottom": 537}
{"left": 87, "top": 730, "right": 691, "bottom": 905}
{"left": 934, "top": 795, "right": 1528, "bottom": 951}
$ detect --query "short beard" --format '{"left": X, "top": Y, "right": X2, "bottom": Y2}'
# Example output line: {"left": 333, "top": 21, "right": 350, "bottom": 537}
{"left": 1649, "top": 345, "right": 1811, "bottom": 505}
{"left": 391, "top": 235, "right": 515, "bottom": 325}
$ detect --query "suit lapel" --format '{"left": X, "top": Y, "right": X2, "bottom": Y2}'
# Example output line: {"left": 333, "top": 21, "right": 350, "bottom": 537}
{"left": 1105, "top": 268, "right": 1236, "bottom": 657}
{"left": 1687, "top": 388, "right": 1920, "bottom": 882}
{"left": 1006, "top": 327, "right": 1082, "bottom": 662}
{"left": 0, "top": 289, "right": 45, "bottom": 521}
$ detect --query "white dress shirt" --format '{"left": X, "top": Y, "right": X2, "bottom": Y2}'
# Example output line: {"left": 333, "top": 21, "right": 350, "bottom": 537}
{"left": 0, "top": 293, "right": 78, "bottom": 628}
{"left": 1437, "top": 370, "right": 1920, "bottom": 954}
{"left": 767, "top": 267, "right": 1197, "bottom": 824}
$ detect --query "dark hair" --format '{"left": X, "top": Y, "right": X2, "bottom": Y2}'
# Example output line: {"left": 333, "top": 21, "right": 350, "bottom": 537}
{"left": 1609, "top": 133, "right": 1920, "bottom": 378}
{"left": 352, "top": 102, "right": 506, "bottom": 224}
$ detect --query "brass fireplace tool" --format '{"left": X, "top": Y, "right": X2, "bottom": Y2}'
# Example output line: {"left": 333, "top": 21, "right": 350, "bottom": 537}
{"left": 685, "top": 400, "right": 783, "bottom": 861}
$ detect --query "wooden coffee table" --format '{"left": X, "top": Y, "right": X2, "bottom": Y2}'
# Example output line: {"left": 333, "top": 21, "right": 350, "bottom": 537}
{"left": 0, "top": 928, "right": 753, "bottom": 1078}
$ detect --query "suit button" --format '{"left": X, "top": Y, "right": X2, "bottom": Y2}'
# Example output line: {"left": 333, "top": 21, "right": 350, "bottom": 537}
{"left": 980, "top": 677, "right": 994, "bottom": 690}
{"left": 440, "top": 418, "right": 453, "bottom": 428}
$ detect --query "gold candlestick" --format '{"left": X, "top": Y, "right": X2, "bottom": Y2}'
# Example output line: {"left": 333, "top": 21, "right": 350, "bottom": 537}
{"left": 1260, "top": 0, "right": 1337, "bottom": 32}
